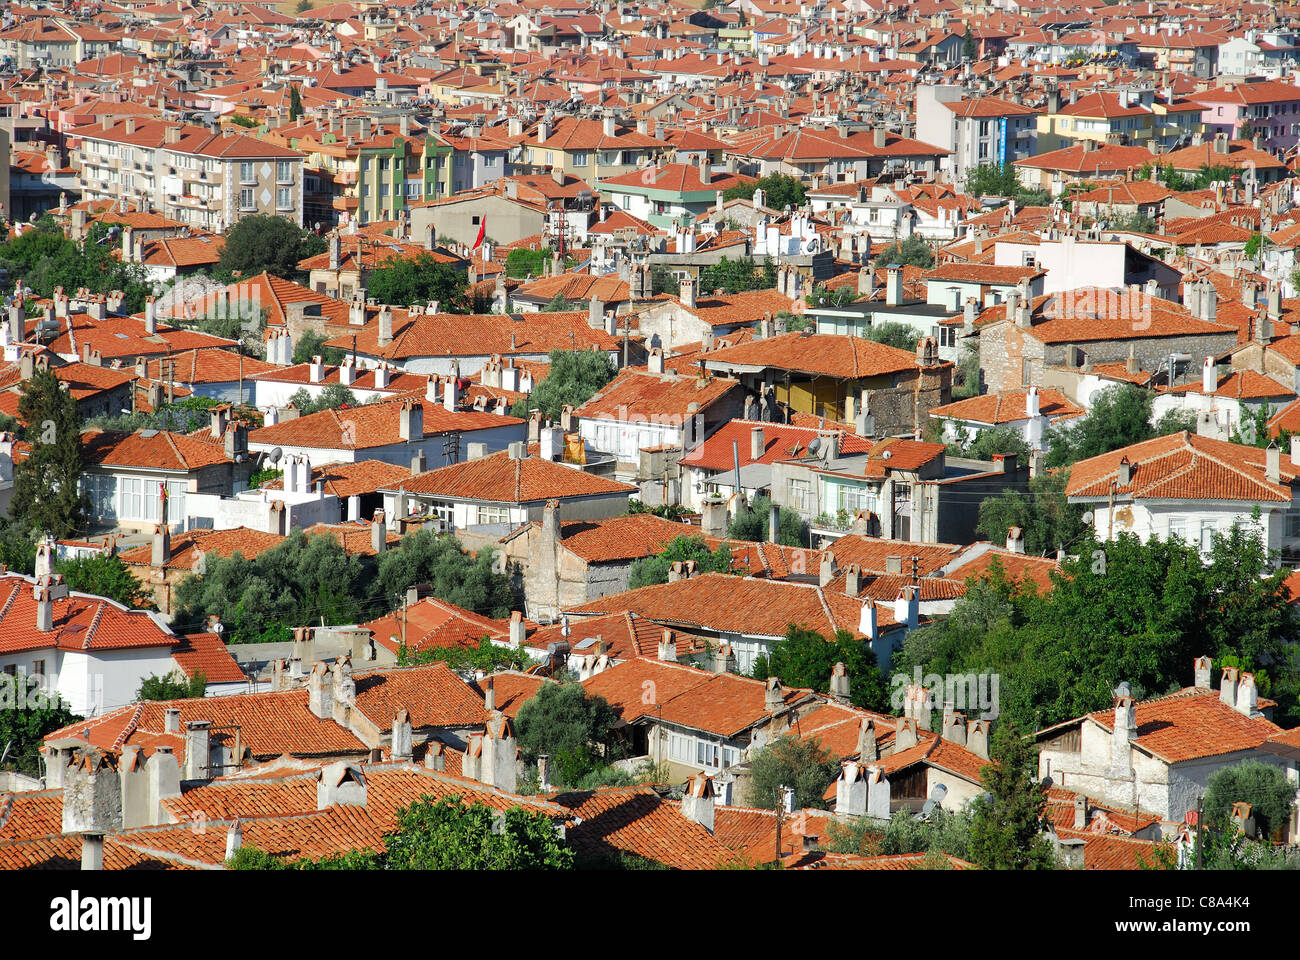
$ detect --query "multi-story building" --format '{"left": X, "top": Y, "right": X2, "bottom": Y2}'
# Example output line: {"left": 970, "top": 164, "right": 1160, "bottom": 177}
{"left": 915, "top": 86, "right": 1041, "bottom": 185}
{"left": 1190, "top": 77, "right": 1300, "bottom": 155}
{"left": 70, "top": 118, "right": 306, "bottom": 232}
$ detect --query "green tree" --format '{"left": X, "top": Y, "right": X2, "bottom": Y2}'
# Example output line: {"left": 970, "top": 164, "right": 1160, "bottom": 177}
{"left": 975, "top": 472, "right": 1086, "bottom": 556}
{"left": 293, "top": 329, "right": 347, "bottom": 365}
{"left": 136, "top": 670, "right": 207, "bottom": 701}
{"left": 288, "top": 383, "right": 358, "bottom": 416}
{"left": 954, "top": 425, "right": 1030, "bottom": 461}
{"left": 288, "top": 84, "right": 304, "bottom": 121}
{"left": 217, "top": 214, "right": 324, "bottom": 281}
{"left": 508, "top": 349, "right": 615, "bottom": 420}
{"left": 375, "top": 531, "right": 516, "bottom": 618}
{"left": 965, "top": 163, "right": 1021, "bottom": 197}
{"left": 1045, "top": 383, "right": 1156, "bottom": 468}
{"left": 514, "top": 682, "right": 621, "bottom": 787}
{"left": 825, "top": 807, "right": 972, "bottom": 859}
{"left": 963, "top": 24, "right": 977, "bottom": 59}
{"left": 725, "top": 495, "right": 807, "bottom": 546}
{"left": 367, "top": 253, "right": 470, "bottom": 311}
{"left": 396, "top": 636, "right": 530, "bottom": 674}
{"left": 873, "top": 235, "right": 933, "bottom": 269}
{"left": 723, "top": 173, "right": 805, "bottom": 211}
{"left": 12, "top": 368, "right": 87, "bottom": 538}
{"left": 969, "top": 720, "right": 1056, "bottom": 869}
{"left": 1203, "top": 761, "right": 1296, "bottom": 840}
{"left": 627, "top": 535, "right": 733, "bottom": 588}
{"left": 865, "top": 321, "right": 920, "bottom": 351}
{"left": 0, "top": 675, "right": 80, "bottom": 777}
{"left": 56, "top": 553, "right": 152, "bottom": 608}
{"left": 0, "top": 218, "right": 151, "bottom": 312}
{"left": 649, "top": 265, "right": 680, "bottom": 296}
{"left": 745, "top": 734, "right": 838, "bottom": 810}
{"left": 952, "top": 343, "right": 982, "bottom": 399}
{"left": 0, "top": 520, "right": 38, "bottom": 575}
{"left": 698, "top": 256, "right": 775, "bottom": 294}
{"left": 173, "top": 531, "right": 373, "bottom": 643}
{"left": 895, "top": 527, "right": 1299, "bottom": 731}
{"left": 505, "top": 247, "right": 553, "bottom": 279}
{"left": 750, "top": 624, "right": 887, "bottom": 710}
{"left": 231, "top": 795, "right": 574, "bottom": 869}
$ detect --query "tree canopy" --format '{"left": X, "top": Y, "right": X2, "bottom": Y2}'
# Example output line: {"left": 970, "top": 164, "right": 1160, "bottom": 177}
{"left": 173, "top": 530, "right": 517, "bottom": 643}
{"left": 745, "top": 734, "right": 838, "bottom": 811}
{"left": 12, "top": 367, "right": 88, "bottom": 538}
{"left": 723, "top": 173, "right": 805, "bottom": 211}
{"left": 57, "top": 553, "right": 153, "bottom": 608}
{"left": 231, "top": 795, "right": 574, "bottom": 870}
{"left": 893, "top": 526, "right": 1299, "bottom": 730}
{"left": 508, "top": 349, "right": 615, "bottom": 421}
{"left": 726, "top": 495, "right": 807, "bottom": 546}
{"left": 750, "top": 623, "right": 887, "bottom": 710}
{"left": 367, "top": 253, "right": 479, "bottom": 311}
{"left": 1203, "top": 761, "right": 1296, "bottom": 840}
{"left": 974, "top": 471, "right": 1087, "bottom": 557}
{"left": 137, "top": 670, "right": 207, "bottom": 701}
{"left": 0, "top": 218, "right": 151, "bottom": 313}
{"left": 627, "top": 535, "right": 732, "bottom": 589}
{"left": 697, "top": 256, "right": 776, "bottom": 294}
{"left": 873, "top": 236, "right": 933, "bottom": 269}
{"left": 514, "top": 682, "right": 622, "bottom": 787}
{"left": 216, "top": 214, "right": 325, "bottom": 282}
{"left": 969, "top": 720, "right": 1056, "bottom": 870}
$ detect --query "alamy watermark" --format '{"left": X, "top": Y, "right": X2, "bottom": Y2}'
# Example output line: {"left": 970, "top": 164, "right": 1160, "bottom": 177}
{"left": 889, "top": 667, "right": 1000, "bottom": 721}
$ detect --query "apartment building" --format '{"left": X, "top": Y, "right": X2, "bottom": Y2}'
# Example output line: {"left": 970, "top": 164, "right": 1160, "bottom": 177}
{"left": 71, "top": 117, "right": 306, "bottom": 232}
{"left": 915, "top": 86, "right": 1041, "bottom": 184}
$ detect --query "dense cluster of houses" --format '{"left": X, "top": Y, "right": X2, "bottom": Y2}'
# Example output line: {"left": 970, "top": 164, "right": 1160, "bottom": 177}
{"left": 2, "top": 0, "right": 1300, "bottom": 872}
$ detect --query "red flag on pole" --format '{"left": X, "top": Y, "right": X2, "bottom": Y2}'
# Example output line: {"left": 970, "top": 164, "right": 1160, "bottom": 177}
{"left": 472, "top": 217, "right": 486, "bottom": 251}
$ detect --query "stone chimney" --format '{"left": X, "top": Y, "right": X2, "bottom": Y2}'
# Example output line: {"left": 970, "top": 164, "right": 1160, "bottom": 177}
{"left": 1111, "top": 694, "right": 1137, "bottom": 773}
{"left": 829, "top": 662, "right": 851, "bottom": 704}
{"left": 391, "top": 708, "right": 413, "bottom": 761}
{"left": 680, "top": 773, "right": 715, "bottom": 833}
{"left": 370, "top": 509, "right": 387, "bottom": 553}
{"left": 1194, "top": 655, "right": 1212, "bottom": 690}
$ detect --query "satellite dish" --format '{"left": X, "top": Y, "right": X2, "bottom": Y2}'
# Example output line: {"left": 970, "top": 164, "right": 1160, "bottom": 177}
{"left": 1040, "top": 775, "right": 1054, "bottom": 790}
{"left": 1115, "top": 681, "right": 1132, "bottom": 698}
{"left": 806, "top": 437, "right": 822, "bottom": 457}
{"left": 917, "top": 782, "right": 948, "bottom": 819}
{"left": 268, "top": 447, "right": 283, "bottom": 464}
{"left": 1081, "top": 510, "right": 1094, "bottom": 524}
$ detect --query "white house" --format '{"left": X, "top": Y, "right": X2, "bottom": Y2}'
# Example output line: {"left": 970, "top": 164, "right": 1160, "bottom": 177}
{"left": 1064, "top": 431, "right": 1300, "bottom": 560}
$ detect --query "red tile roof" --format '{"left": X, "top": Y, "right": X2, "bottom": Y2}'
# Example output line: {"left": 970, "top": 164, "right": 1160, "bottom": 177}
{"left": 394, "top": 449, "right": 635, "bottom": 503}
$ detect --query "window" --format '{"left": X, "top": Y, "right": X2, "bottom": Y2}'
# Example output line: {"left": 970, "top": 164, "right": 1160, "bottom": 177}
{"left": 477, "top": 505, "right": 510, "bottom": 525}
{"left": 121, "top": 476, "right": 143, "bottom": 519}
{"left": 669, "top": 733, "right": 691, "bottom": 763}
{"left": 1022, "top": 358, "right": 1033, "bottom": 386}
{"left": 239, "top": 161, "right": 255, "bottom": 184}
{"left": 572, "top": 151, "right": 589, "bottom": 166}
{"left": 696, "top": 740, "right": 720, "bottom": 768}
{"left": 1286, "top": 509, "right": 1300, "bottom": 539}
{"left": 788, "top": 478, "right": 811, "bottom": 511}
{"left": 277, "top": 160, "right": 292, "bottom": 183}
{"left": 32, "top": 660, "right": 44, "bottom": 678}
{"left": 277, "top": 186, "right": 292, "bottom": 210}
{"left": 1200, "top": 520, "right": 1216, "bottom": 553}
{"left": 82, "top": 474, "right": 118, "bottom": 520}
{"left": 239, "top": 187, "right": 254, "bottom": 210}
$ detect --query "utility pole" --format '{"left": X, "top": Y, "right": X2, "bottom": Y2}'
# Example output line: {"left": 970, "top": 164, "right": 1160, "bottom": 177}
{"left": 774, "top": 784, "right": 785, "bottom": 863}
{"left": 1195, "top": 796, "right": 1203, "bottom": 870}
